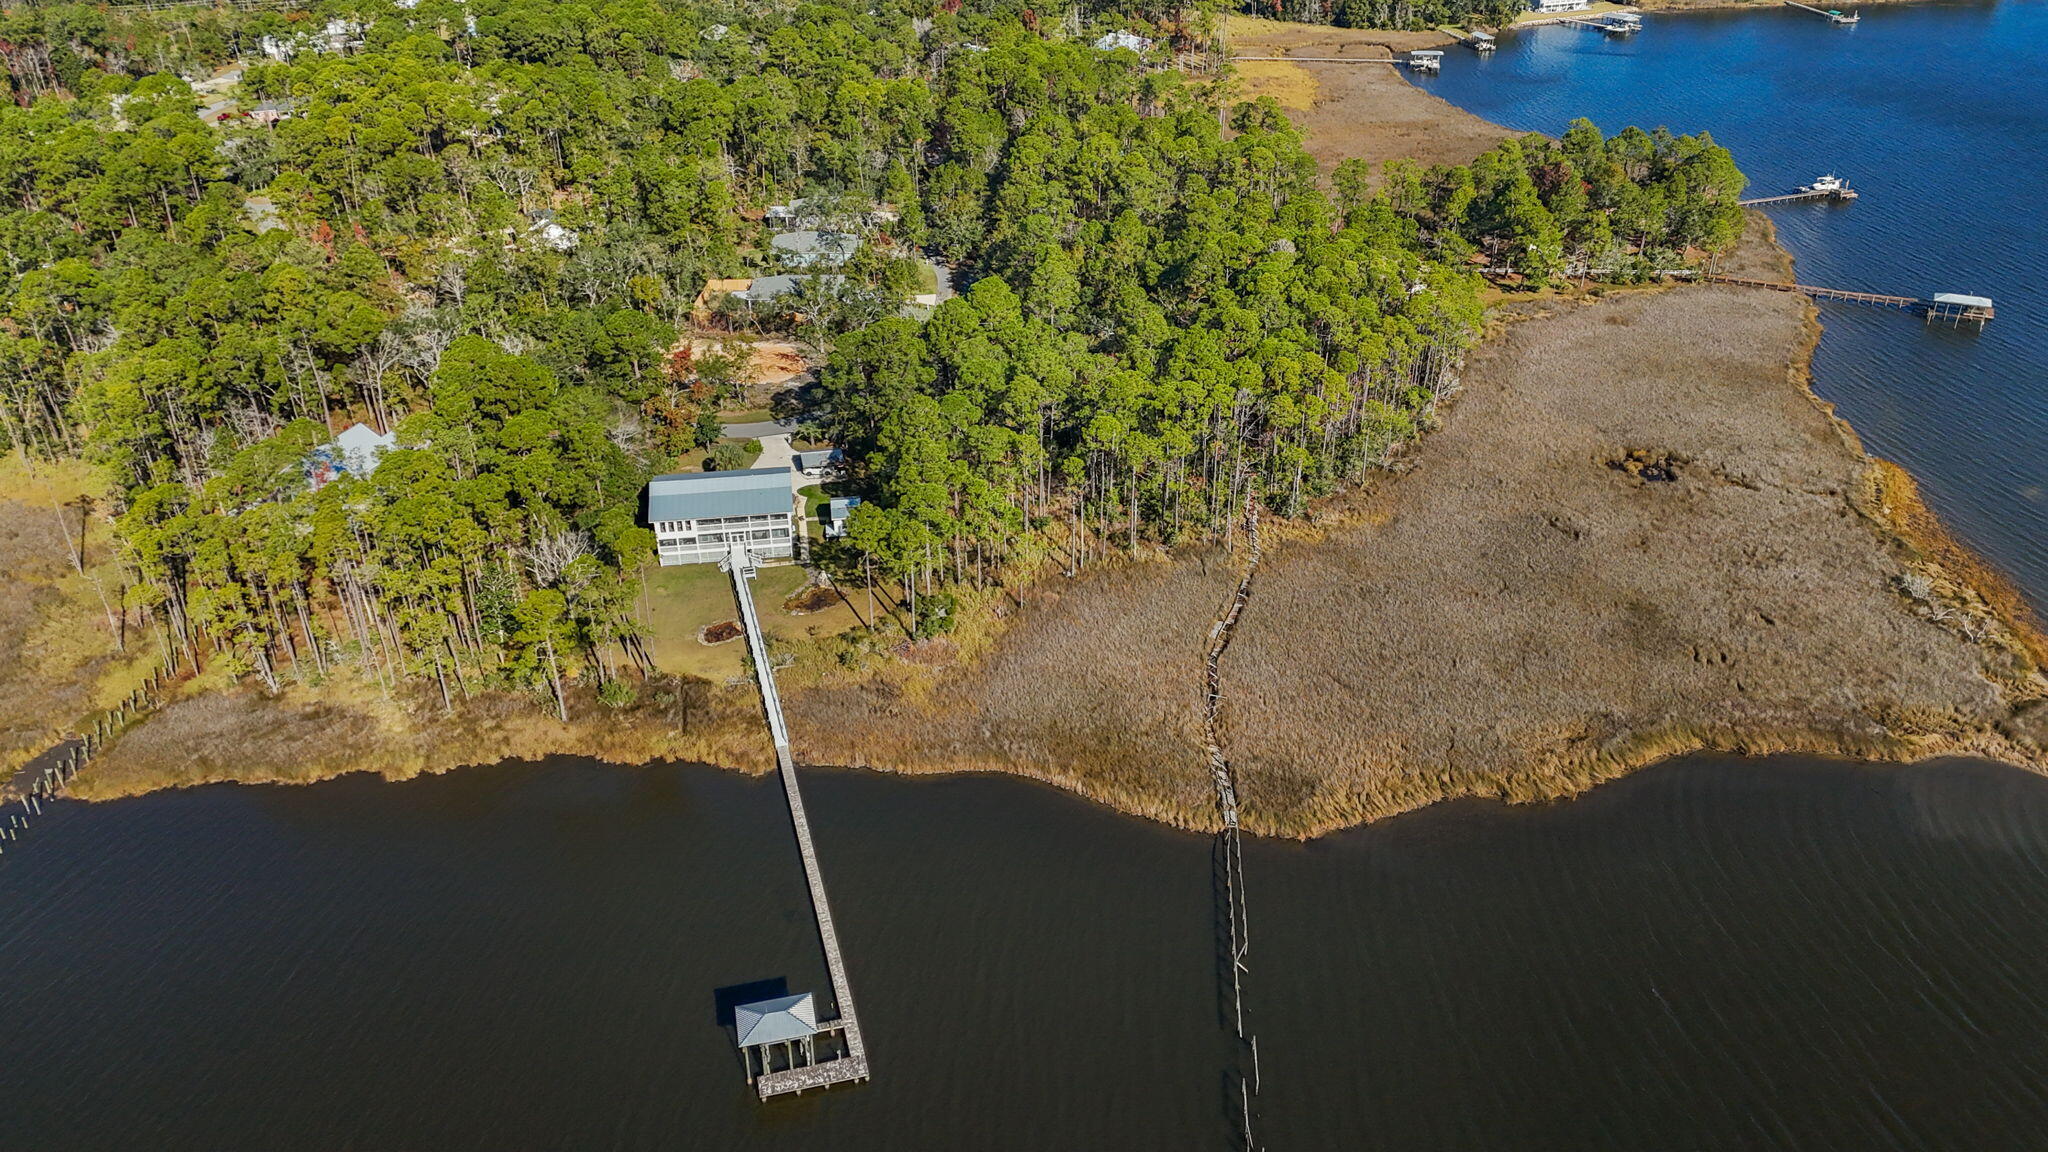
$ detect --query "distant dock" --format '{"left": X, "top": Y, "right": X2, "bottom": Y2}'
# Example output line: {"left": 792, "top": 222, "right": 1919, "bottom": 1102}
{"left": 1784, "top": 0, "right": 1861, "bottom": 23}
{"left": 1701, "top": 274, "right": 1994, "bottom": 324}
{"left": 1740, "top": 174, "right": 1859, "bottom": 206}
{"left": 1560, "top": 11, "right": 1642, "bottom": 34}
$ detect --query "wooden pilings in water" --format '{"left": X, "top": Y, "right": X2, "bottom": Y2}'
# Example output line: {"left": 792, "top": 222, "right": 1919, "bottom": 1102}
{"left": 0, "top": 661, "right": 177, "bottom": 859}
{"left": 1203, "top": 492, "right": 1268, "bottom": 1151}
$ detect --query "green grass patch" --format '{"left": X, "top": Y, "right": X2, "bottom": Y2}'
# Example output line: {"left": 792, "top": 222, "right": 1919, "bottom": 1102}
{"left": 638, "top": 560, "right": 863, "bottom": 682}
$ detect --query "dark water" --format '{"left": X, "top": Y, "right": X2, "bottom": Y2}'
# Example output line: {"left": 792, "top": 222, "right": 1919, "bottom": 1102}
{"left": 9, "top": 755, "right": 2048, "bottom": 1149}
{"left": 9, "top": 13, "right": 2048, "bottom": 1149}
{"left": 1414, "top": 0, "right": 2048, "bottom": 611}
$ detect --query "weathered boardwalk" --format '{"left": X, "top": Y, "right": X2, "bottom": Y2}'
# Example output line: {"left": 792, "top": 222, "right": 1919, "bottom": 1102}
{"left": 725, "top": 542, "right": 871, "bottom": 1099}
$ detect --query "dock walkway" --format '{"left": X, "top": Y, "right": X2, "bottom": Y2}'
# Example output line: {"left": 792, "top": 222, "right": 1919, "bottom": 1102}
{"left": 726, "top": 542, "right": 870, "bottom": 1099}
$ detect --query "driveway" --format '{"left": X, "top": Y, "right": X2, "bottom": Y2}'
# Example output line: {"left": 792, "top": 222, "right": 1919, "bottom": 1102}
{"left": 724, "top": 419, "right": 799, "bottom": 440}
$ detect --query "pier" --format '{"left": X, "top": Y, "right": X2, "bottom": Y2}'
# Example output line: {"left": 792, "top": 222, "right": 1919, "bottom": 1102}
{"left": 1231, "top": 53, "right": 1438, "bottom": 69}
{"left": 1741, "top": 174, "right": 1858, "bottom": 206}
{"left": 1701, "top": 274, "right": 1994, "bottom": 323}
{"left": 1783, "top": 0, "right": 1860, "bottom": 23}
{"left": 1740, "top": 188, "right": 1857, "bottom": 206}
{"left": 723, "top": 541, "right": 871, "bottom": 1100}
{"left": 1560, "top": 12, "right": 1642, "bottom": 34}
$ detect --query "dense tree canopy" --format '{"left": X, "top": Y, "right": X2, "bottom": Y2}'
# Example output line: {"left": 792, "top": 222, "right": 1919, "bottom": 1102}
{"left": 0, "top": 0, "right": 1746, "bottom": 699}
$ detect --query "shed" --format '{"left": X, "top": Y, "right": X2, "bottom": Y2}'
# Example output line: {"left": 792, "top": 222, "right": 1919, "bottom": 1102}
{"left": 794, "top": 448, "right": 843, "bottom": 473}
{"left": 821, "top": 495, "right": 863, "bottom": 538}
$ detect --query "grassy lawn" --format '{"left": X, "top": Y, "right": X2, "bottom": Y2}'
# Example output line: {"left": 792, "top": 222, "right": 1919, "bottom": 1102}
{"left": 719, "top": 407, "right": 775, "bottom": 425}
{"left": 911, "top": 259, "right": 940, "bottom": 295}
{"left": 799, "top": 483, "right": 829, "bottom": 518}
{"left": 638, "top": 559, "right": 866, "bottom": 683}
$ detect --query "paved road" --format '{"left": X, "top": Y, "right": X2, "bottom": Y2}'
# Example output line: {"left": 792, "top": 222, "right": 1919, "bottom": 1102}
{"left": 724, "top": 419, "right": 799, "bottom": 440}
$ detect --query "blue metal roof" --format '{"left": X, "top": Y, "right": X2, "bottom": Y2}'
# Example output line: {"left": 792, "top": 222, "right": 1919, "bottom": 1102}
{"left": 647, "top": 468, "right": 790, "bottom": 523}
{"left": 734, "top": 993, "right": 818, "bottom": 1047}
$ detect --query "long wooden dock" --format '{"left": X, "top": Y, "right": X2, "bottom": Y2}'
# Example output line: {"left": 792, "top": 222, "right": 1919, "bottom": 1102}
{"left": 1739, "top": 187, "right": 1857, "bottom": 206}
{"left": 1699, "top": 274, "right": 1993, "bottom": 322}
{"left": 726, "top": 542, "right": 871, "bottom": 1099}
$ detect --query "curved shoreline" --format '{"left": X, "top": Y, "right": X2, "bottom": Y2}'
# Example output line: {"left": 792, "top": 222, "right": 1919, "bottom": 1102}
{"left": 69, "top": 19, "right": 2048, "bottom": 837}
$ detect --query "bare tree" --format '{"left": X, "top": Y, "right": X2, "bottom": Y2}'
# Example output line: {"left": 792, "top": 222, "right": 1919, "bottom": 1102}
{"left": 520, "top": 530, "right": 592, "bottom": 588}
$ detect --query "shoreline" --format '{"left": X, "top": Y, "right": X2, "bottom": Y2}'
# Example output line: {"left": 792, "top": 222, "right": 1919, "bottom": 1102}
{"left": 67, "top": 16, "right": 2048, "bottom": 838}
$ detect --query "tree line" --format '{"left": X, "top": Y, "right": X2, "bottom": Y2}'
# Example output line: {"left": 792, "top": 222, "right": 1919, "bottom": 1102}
{"left": 0, "top": 0, "right": 1749, "bottom": 703}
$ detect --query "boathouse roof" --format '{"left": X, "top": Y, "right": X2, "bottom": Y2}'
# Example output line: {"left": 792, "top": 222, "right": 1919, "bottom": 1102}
{"left": 734, "top": 993, "right": 819, "bottom": 1047}
{"left": 1930, "top": 293, "right": 1994, "bottom": 309}
{"left": 647, "top": 468, "right": 791, "bottom": 523}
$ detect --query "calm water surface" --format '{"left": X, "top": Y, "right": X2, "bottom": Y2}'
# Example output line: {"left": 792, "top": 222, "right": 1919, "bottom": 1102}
{"left": 1413, "top": 0, "right": 2048, "bottom": 611}
{"left": 8, "top": 755, "right": 2048, "bottom": 1149}
{"left": 8, "top": 11, "right": 2048, "bottom": 1150}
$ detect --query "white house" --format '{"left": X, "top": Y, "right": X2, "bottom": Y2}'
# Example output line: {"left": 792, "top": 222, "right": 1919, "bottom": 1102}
{"left": 528, "top": 212, "right": 579, "bottom": 251}
{"left": 335, "top": 422, "right": 397, "bottom": 475}
{"left": 1093, "top": 30, "right": 1153, "bottom": 52}
{"left": 1528, "top": 0, "right": 1590, "bottom": 11}
{"left": 647, "top": 468, "right": 797, "bottom": 565}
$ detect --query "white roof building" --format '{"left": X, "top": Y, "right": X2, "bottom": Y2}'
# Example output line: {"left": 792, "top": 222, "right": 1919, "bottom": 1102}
{"left": 734, "top": 993, "right": 818, "bottom": 1048}
{"left": 335, "top": 423, "right": 397, "bottom": 476}
{"left": 1093, "top": 30, "right": 1153, "bottom": 52}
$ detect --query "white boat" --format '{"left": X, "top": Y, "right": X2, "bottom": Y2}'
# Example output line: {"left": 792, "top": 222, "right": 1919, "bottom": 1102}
{"left": 1802, "top": 174, "right": 1846, "bottom": 193}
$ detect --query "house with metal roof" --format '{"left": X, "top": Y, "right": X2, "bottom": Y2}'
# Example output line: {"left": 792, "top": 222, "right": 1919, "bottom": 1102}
{"left": 770, "top": 230, "right": 859, "bottom": 268}
{"left": 647, "top": 468, "right": 796, "bottom": 565}
{"left": 821, "top": 495, "right": 862, "bottom": 539}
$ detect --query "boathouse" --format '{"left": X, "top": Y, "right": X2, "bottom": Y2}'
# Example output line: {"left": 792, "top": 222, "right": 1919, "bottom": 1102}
{"left": 1927, "top": 293, "right": 1995, "bottom": 325}
{"left": 735, "top": 993, "right": 821, "bottom": 1083}
{"left": 647, "top": 468, "right": 796, "bottom": 565}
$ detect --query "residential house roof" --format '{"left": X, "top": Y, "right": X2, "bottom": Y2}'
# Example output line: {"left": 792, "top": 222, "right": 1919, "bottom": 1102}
{"left": 770, "top": 230, "right": 858, "bottom": 267}
{"left": 736, "top": 273, "right": 844, "bottom": 303}
{"left": 335, "top": 422, "right": 396, "bottom": 474}
{"left": 647, "top": 468, "right": 792, "bottom": 523}
{"left": 1093, "top": 30, "right": 1153, "bottom": 52}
